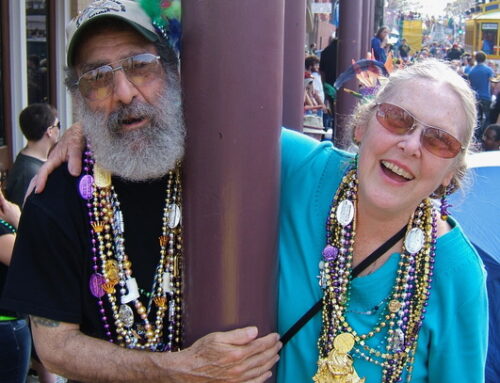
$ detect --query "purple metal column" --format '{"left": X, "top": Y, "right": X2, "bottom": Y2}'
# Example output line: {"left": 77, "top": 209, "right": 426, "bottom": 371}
{"left": 182, "top": 0, "right": 284, "bottom": 355}
{"left": 282, "top": 0, "right": 306, "bottom": 131}
{"left": 368, "top": 0, "right": 375, "bottom": 39}
{"left": 361, "top": 0, "right": 372, "bottom": 59}
{"left": 335, "top": 0, "right": 363, "bottom": 147}
{"left": 362, "top": 0, "right": 377, "bottom": 63}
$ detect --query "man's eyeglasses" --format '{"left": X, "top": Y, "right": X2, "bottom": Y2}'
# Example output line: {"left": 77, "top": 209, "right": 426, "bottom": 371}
{"left": 375, "top": 103, "right": 465, "bottom": 159}
{"left": 75, "top": 53, "right": 162, "bottom": 101}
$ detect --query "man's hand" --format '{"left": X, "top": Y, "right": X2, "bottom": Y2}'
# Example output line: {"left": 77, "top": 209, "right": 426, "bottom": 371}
{"left": 31, "top": 317, "right": 281, "bottom": 383}
{"left": 0, "top": 188, "right": 21, "bottom": 229}
{"left": 166, "top": 327, "right": 281, "bottom": 382}
{"left": 33, "top": 122, "right": 85, "bottom": 193}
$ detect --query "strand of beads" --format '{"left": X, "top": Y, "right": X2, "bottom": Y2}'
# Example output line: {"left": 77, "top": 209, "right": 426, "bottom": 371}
{"left": 82, "top": 150, "right": 114, "bottom": 342}
{"left": 81, "top": 148, "right": 183, "bottom": 352}
{"left": 318, "top": 169, "right": 357, "bottom": 357}
{"left": 0, "top": 218, "right": 16, "bottom": 233}
{"left": 316, "top": 167, "right": 437, "bottom": 383}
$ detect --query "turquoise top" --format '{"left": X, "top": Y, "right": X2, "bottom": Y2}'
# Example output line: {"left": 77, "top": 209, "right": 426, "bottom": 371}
{"left": 277, "top": 129, "right": 488, "bottom": 383}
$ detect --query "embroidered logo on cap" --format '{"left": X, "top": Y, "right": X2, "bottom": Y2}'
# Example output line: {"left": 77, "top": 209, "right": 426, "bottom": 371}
{"left": 76, "top": 0, "right": 126, "bottom": 28}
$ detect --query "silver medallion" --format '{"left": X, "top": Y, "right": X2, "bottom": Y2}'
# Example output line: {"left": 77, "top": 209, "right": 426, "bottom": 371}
{"left": 113, "top": 210, "right": 124, "bottom": 234}
{"left": 390, "top": 328, "right": 405, "bottom": 352}
{"left": 121, "top": 278, "right": 140, "bottom": 304}
{"left": 118, "top": 304, "right": 134, "bottom": 328}
{"left": 167, "top": 204, "right": 181, "bottom": 229}
{"left": 404, "top": 227, "right": 425, "bottom": 254}
{"left": 336, "top": 199, "right": 355, "bottom": 227}
{"left": 162, "top": 272, "right": 173, "bottom": 294}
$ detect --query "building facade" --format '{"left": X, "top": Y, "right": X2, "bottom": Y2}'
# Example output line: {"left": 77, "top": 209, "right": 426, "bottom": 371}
{"left": 0, "top": 0, "right": 92, "bottom": 179}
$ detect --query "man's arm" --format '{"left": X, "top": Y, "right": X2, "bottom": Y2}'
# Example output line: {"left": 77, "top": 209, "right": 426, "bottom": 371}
{"left": 31, "top": 316, "right": 280, "bottom": 383}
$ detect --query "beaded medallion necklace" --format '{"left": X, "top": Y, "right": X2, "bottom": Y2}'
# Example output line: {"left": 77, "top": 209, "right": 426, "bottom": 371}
{"left": 314, "top": 169, "right": 436, "bottom": 383}
{"left": 79, "top": 148, "right": 183, "bottom": 352}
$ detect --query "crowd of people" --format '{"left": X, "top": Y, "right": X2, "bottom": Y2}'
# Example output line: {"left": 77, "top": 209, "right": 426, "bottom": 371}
{"left": 0, "top": 0, "right": 495, "bottom": 382}
{"left": 304, "top": 25, "right": 500, "bottom": 153}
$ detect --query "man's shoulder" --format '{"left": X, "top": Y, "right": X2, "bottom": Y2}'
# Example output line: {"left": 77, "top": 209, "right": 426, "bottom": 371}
{"left": 26, "top": 163, "right": 80, "bottom": 212}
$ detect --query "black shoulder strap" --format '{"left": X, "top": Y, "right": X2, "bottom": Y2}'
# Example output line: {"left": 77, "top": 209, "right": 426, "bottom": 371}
{"left": 280, "top": 225, "right": 407, "bottom": 346}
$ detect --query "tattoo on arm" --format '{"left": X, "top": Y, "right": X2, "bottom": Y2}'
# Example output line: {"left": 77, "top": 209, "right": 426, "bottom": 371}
{"left": 31, "top": 316, "right": 61, "bottom": 328}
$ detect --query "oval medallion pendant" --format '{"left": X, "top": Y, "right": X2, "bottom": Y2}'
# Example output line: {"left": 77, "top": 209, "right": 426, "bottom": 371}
{"left": 89, "top": 273, "right": 105, "bottom": 298}
{"left": 118, "top": 304, "right": 134, "bottom": 328}
{"left": 336, "top": 200, "right": 354, "bottom": 227}
{"left": 167, "top": 204, "right": 182, "bottom": 228}
{"left": 390, "top": 328, "right": 405, "bottom": 352}
{"left": 79, "top": 175, "right": 94, "bottom": 200}
{"left": 334, "top": 332, "right": 355, "bottom": 353}
{"left": 404, "top": 227, "right": 424, "bottom": 254}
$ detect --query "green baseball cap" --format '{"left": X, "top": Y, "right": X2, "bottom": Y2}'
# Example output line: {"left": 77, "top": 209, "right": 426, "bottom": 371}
{"left": 66, "top": 0, "right": 160, "bottom": 66}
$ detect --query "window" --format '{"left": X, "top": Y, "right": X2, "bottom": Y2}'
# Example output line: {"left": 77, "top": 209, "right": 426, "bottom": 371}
{"left": 26, "top": 0, "right": 49, "bottom": 104}
{"left": 481, "top": 23, "right": 498, "bottom": 55}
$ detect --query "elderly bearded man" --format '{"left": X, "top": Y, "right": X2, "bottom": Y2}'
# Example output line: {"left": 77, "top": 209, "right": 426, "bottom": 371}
{"left": 0, "top": 1, "right": 280, "bottom": 382}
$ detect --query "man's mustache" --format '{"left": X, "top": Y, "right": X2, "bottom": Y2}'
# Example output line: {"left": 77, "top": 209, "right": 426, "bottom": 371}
{"left": 107, "top": 101, "right": 158, "bottom": 133}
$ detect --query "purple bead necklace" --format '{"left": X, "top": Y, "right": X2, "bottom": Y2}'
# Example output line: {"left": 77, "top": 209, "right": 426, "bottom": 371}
{"left": 79, "top": 148, "right": 183, "bottom": 351}
{"left": 315, "top": 169, "right": 436, "bottom": 383}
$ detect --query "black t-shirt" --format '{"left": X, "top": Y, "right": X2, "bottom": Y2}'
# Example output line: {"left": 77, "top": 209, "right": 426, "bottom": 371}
{"left": 0, "top": 223, "right": 16, "bottom": 317}
{"left": 0, "top": 163, "right": 168, "bottom": 340}
{"left": 5, "top": 152, "right": 44, "bottom": 208}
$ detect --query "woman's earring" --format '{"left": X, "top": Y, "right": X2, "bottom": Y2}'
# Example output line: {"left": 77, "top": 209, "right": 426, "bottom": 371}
{"left": 440, "top": 186, "right": 452, "bottom": 221}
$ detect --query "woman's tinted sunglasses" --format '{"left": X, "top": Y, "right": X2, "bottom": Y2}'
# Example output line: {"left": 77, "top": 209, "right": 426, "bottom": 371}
{"left": 375, "top": 103, "right": 465, "bottom": 159}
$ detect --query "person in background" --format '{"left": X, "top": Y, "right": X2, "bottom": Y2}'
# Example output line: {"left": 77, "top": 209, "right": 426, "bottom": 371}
{"left": 468, "top": 51, "right": 495, "bottom": 139}
{"left": 371, "top": 26, "right": 389, "bottom": 64}
{"left": 305, "top": 55, "right": 325, "bottom": 104}
{"left": 398, "top": 39, "right": 411, "bottom": 63}
{"left": 3, "top": 104, "right": 61, "bottom": 383}
{"left": 5, "top": 103, "right": 59, "bottom": 208}
{"left": 429, "top": 42, "right": 438, "bottom": 58}
{"left": 445, "top": 43, "right": 463, "bottom": 61}
{"left": 304, "top": 72, "right": 326, "bottom": 115}
{"left": 462, "top": 54, "right": 474, "bottom": 76}
{"left": 483, "top": 124, "right": 500, "bottom": 151}
{"left": 308, "top": 43, "right": 317, "bottom": 56}
{"left": 0, "top": 188, "right": 30, "bottom": 383}
{"left": 481, "top": 32, "right": 494, "bottom": 55}
{"left": 319, "top": 36, "right": 338, "bottom": 130}
{"left": 320, "top": 36, "right": 338, "bottom": 87}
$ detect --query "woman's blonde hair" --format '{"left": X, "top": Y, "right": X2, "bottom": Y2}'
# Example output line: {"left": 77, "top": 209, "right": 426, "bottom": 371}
{"left": 347, "top": 59, "right": 477, "bottom": 196}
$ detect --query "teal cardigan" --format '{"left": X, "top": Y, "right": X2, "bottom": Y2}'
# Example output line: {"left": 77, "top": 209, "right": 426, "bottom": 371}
{"left": 277, "top": 128, "right": 488, "bottom": 383}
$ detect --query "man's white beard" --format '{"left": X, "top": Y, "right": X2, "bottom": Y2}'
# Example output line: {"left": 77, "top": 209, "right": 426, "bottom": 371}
{"left": 75, "top": 72, "right": 185, "bottom": 182}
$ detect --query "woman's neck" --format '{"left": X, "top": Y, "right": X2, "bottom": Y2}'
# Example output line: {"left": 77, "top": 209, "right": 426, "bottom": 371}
{"left": 351, "top": 194, "right": 417, "bottom": 272}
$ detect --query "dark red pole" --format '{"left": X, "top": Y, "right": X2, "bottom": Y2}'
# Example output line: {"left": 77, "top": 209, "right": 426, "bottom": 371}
{"left": 335, "top": 0, "right": 363, "bottom": 147}
{"left": 282, "top": 0, "right": 307, "bottom": 131}
{"left": 361, "top": 0, "right": 371, "bottom": 58}
{"left": 182, "top": 0, "right": 284, "bottom": 358}
{"left": 368, "top": 0, "right": 375, "bottom": 40}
